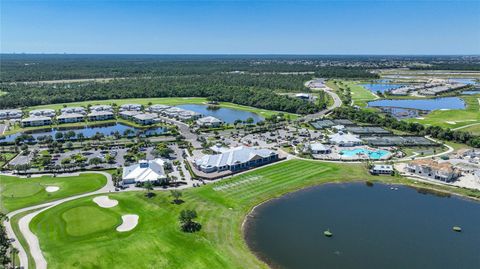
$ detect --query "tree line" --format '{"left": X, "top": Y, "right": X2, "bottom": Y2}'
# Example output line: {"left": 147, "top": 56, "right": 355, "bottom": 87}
{"left": 331, "top": 107, "right": 480, "bottom": 148}
{"left": 0, "top": 75, "right": 326, "bottom": 114}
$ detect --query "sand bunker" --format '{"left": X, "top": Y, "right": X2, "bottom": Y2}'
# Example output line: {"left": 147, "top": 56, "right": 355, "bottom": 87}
{"left": 93, "top": 196, "right": 118, "bottom": 208}
{"left": 45, "top": 186, "right": 60, "bottom": 192}
{"left": 116, "top": 214, "right": 139, "bottom": 232}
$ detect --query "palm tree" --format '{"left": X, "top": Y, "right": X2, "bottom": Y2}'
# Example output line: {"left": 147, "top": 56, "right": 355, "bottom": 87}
{"left": 170, "top": 190, "right": 182, "bottom": 204}
{"left": 143, "top": 181, "right": 154, "bottom": 198}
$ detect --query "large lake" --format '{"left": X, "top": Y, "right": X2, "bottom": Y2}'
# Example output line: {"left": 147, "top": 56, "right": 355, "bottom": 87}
{"left": 176, "top": 104, "right": 264, "bottom": 123}
{"left": 244, "top": 183, "right": 480, "bottom": 269}
{"left": 367, "top": 97, "right": 466, "bottom": 111}
{"left": 0, "top": 123, "right": 167, "bottom": 143}
{"left": 360, "top": 83, "right": 405, "bottom": 93}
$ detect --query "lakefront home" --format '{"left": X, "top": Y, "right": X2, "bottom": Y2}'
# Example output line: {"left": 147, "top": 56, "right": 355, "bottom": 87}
{"left": 194, "top": 146, "right": 278, "bottom": 173}
{"left": 405, "top": 159, "right": 459, "bottom": 182}
{"left": 57, "top": 113, "right": 85, "bottom": 124}
{"left": 21, "top": 116, "right": 52, "bottom": 127}
{"left": 196, "top": 116, "right": 223, "bottom": 127}
{"left": 87, "top": 111, "right": 114, "bottom": 121}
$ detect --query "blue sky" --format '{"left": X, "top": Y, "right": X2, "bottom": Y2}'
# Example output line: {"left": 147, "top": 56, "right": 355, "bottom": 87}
{"left": 1, "top": 0, "right": 479, "bottom": 54}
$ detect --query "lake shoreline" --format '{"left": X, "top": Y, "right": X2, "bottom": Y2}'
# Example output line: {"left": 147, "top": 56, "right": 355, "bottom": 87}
{"left": 241, "top": 179, "right": 480, "bottom": 269}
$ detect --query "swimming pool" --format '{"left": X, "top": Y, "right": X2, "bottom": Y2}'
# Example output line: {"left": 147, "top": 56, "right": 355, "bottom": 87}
{"left": 340, "top": 148, "right": 390, "bottom": 159}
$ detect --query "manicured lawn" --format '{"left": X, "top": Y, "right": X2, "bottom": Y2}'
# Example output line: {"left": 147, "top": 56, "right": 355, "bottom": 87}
{"left": 404, "top": 95, "right": 480, "bottom": 129}
{"left": 459, "top": 123, "right": 480, "bottom": 136}
{"left": 327, "top": 80, "right": 378, "bottom": 107}
{"left": 0, "top": 173, "right": 107, "bottom": 213}
{"left": 29, "top": 160, "right": 403, "bottom": 269}
{"left": 28, "top": 97, "right": 298, "bottom": 119}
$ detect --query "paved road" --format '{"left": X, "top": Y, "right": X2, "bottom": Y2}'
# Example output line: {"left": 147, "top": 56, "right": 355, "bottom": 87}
{"left": 301, "top": 81, "right": 343, "bottom": 121}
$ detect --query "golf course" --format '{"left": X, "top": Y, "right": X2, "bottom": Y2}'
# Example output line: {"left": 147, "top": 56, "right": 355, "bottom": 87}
{"left": 20, "top": 159, "right": 478, "bottom": 269}
{"left": 0, "top": 173, "right": 107, "bottom": 213}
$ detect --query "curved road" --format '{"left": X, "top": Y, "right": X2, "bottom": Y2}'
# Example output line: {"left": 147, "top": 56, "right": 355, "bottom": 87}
{"left": 302, "top": 80, "right": 343, "bottom": 121}
{"left": 3, "top": 171, "right": 115, "bottom": 269}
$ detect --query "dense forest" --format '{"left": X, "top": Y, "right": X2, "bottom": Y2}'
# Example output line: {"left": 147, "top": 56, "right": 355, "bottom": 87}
{"left": 331, "top": 107, "right": 480, "bottom": 148}
{"left": 0, "top": 75, "right": 325, "bottom": 114}
{"left": 0, "top": 54, "right": 379, "bottom": 82}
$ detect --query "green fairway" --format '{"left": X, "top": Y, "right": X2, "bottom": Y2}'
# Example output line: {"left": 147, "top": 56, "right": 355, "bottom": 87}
{"left": 27, "top": 97, "right": 298, "bottom": 119}
{"left": 404, "top": 95, "right": 480, "bottom": 129}
{"left": 458, "top": 123, "right": 480, "bottom": 135}
{"left": 0, "top": 173, "right": 107, "bottom": 213}
{"left": 29, "top": 160, "right": 402, "bottom": 269}
{"left": 327, "top": 80, "right": 378, "bottom": 107}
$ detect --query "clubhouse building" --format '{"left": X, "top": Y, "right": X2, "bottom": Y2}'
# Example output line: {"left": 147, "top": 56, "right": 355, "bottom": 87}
{"left": 122, "top": 159, "right": 167, "bottom": 184}
{"left": 194, "top": 146, "right": 278, "bottom": 173}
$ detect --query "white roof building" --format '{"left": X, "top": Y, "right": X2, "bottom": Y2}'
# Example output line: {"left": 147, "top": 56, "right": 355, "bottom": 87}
{"left": 60, "top": 107, "right": 86, "bottom": 114}
{"left": 306, "top": 143, "right": 331, "bottom": 154}
{"left": 90, "top": 105, "right": 113, "bottom": 112}
{"left": 122, "top": 159, "right": 167, "bottom": 184}
{"left": 328, "top": 132, "right": 363, "bottom": 147}
{"left": 196, "top": 116, "right": 223, "bottom": 127}
{"left": 194, "top": 146, "right": 278, "bottom": 173}
{"left": 29, "top": 109, "right": 55, "bottom": 117}
{"left": 0, "top": 109, "right": 23, "bottom": 119}
{"left": 148, "top": 104, "right": 171, "bottom": 113}
{"left": 120, "top": 104, "right": 142, "bottom": 111}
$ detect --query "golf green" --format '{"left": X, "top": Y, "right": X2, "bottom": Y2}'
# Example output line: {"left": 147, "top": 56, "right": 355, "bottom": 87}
{"left": 28, "top": 160, "right": 480, "bottom": 269}
{"left": 0, "top": 173, "right": 107, "bottom": 213}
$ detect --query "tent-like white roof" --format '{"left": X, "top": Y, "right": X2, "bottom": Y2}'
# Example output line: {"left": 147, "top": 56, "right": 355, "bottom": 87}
{"left": 122, "top": 159, "right": 166, "bottom": 183}
{"left": 195, "top": 146, "right": 276, "bottom": 169}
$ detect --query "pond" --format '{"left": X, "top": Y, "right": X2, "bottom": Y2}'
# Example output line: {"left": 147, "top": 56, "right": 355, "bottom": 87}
{"left": 244, "top": 183, "right": 480, "bottom": 269}
{"left": 462, "top": 90, "right": 480, "bottom": 95}
{"left": 367, "top": 97, "right": 466, "bottom": 111}
{"left": 360, "top": 83, "right": 406, "bottom": 93}
{"left": 176, "top": 104, "right": 264, "bottom": 123}
{"left": 0, "top": 123, "right": 167, "bottom": 143}
{"left": 448, "top": 78, "right": 478, "bottom": 85}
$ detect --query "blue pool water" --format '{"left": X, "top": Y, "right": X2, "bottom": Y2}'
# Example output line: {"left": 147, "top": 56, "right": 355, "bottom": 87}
{"left": 360, "top": 83, "right": 405, "bottom": 93}
{"left": 340, "top": 148, "right": 390, "bottom": 159}
{"left": 176, "top": 104, "right": 264, "bottom": 123}
{"left": 0, "top": 123, "right": 167, "bottom": 143}
{"left": 368, "top": 97, "right": 466, "bottom": 111}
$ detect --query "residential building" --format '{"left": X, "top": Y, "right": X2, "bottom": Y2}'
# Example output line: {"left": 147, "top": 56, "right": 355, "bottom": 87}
{"left": 405, "top": 159, "right": 459, "bottom": 182}
{"left": 148, "top": 104, "right": 171, "bottom": 113}
{"left": 90, "top": 105, "right": 113, "bottom": 112}
{"left": 60, "top": 107, "right": 86, "bottom": 115}
{"left": 120, "top": 104, "right": 142, "bottom": 111}
{"left": 57, "top": 113, "right": 85, "bottom": 124}
{"left": 119, "top": 110, "right": 141, "bottom": 120}
{"left": 196, "top": 116, "right": 223, "bottom": 127}
{"left": 194, "top": 146, "right": 278, "bottom": 173}
{"left": 177, "top": 110, "right": 202, "bottom": 121}
{"left": 29, "top": 109, "right": 56, "bottom": 117}
{"left": 122, "top": 159, "right": 167, "bottom": 184}
{"left": 328, "top": 132, "right": 363, "bottom": 147}
{"left": 307, "top": 143, "right": 331, "bottom": 154}
{"left": 370, "top": 164, "right": 394, "bottom": 175}
{"left": 88, "top": 111, "right": 114, "bottom": 121}
{"left": 21, "top": 116, "right": 52, "bottom": 127}
{"left": 0, "top": 109, "right": 23, "bottom": 120}
{"left": 133, "top": 113, "right": 158, "bottom": 125}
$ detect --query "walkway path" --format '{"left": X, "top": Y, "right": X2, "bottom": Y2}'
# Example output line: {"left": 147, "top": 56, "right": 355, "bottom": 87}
{"left": 3, "top": 171, "right": 115, "bottom": 269}
{"left": 452, "top": 122, "right": 480, "bottom": 131}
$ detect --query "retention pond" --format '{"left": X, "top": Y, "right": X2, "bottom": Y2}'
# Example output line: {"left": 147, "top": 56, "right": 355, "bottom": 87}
{"left": 244, "top": 182, "right": 480, "bottom": 269}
